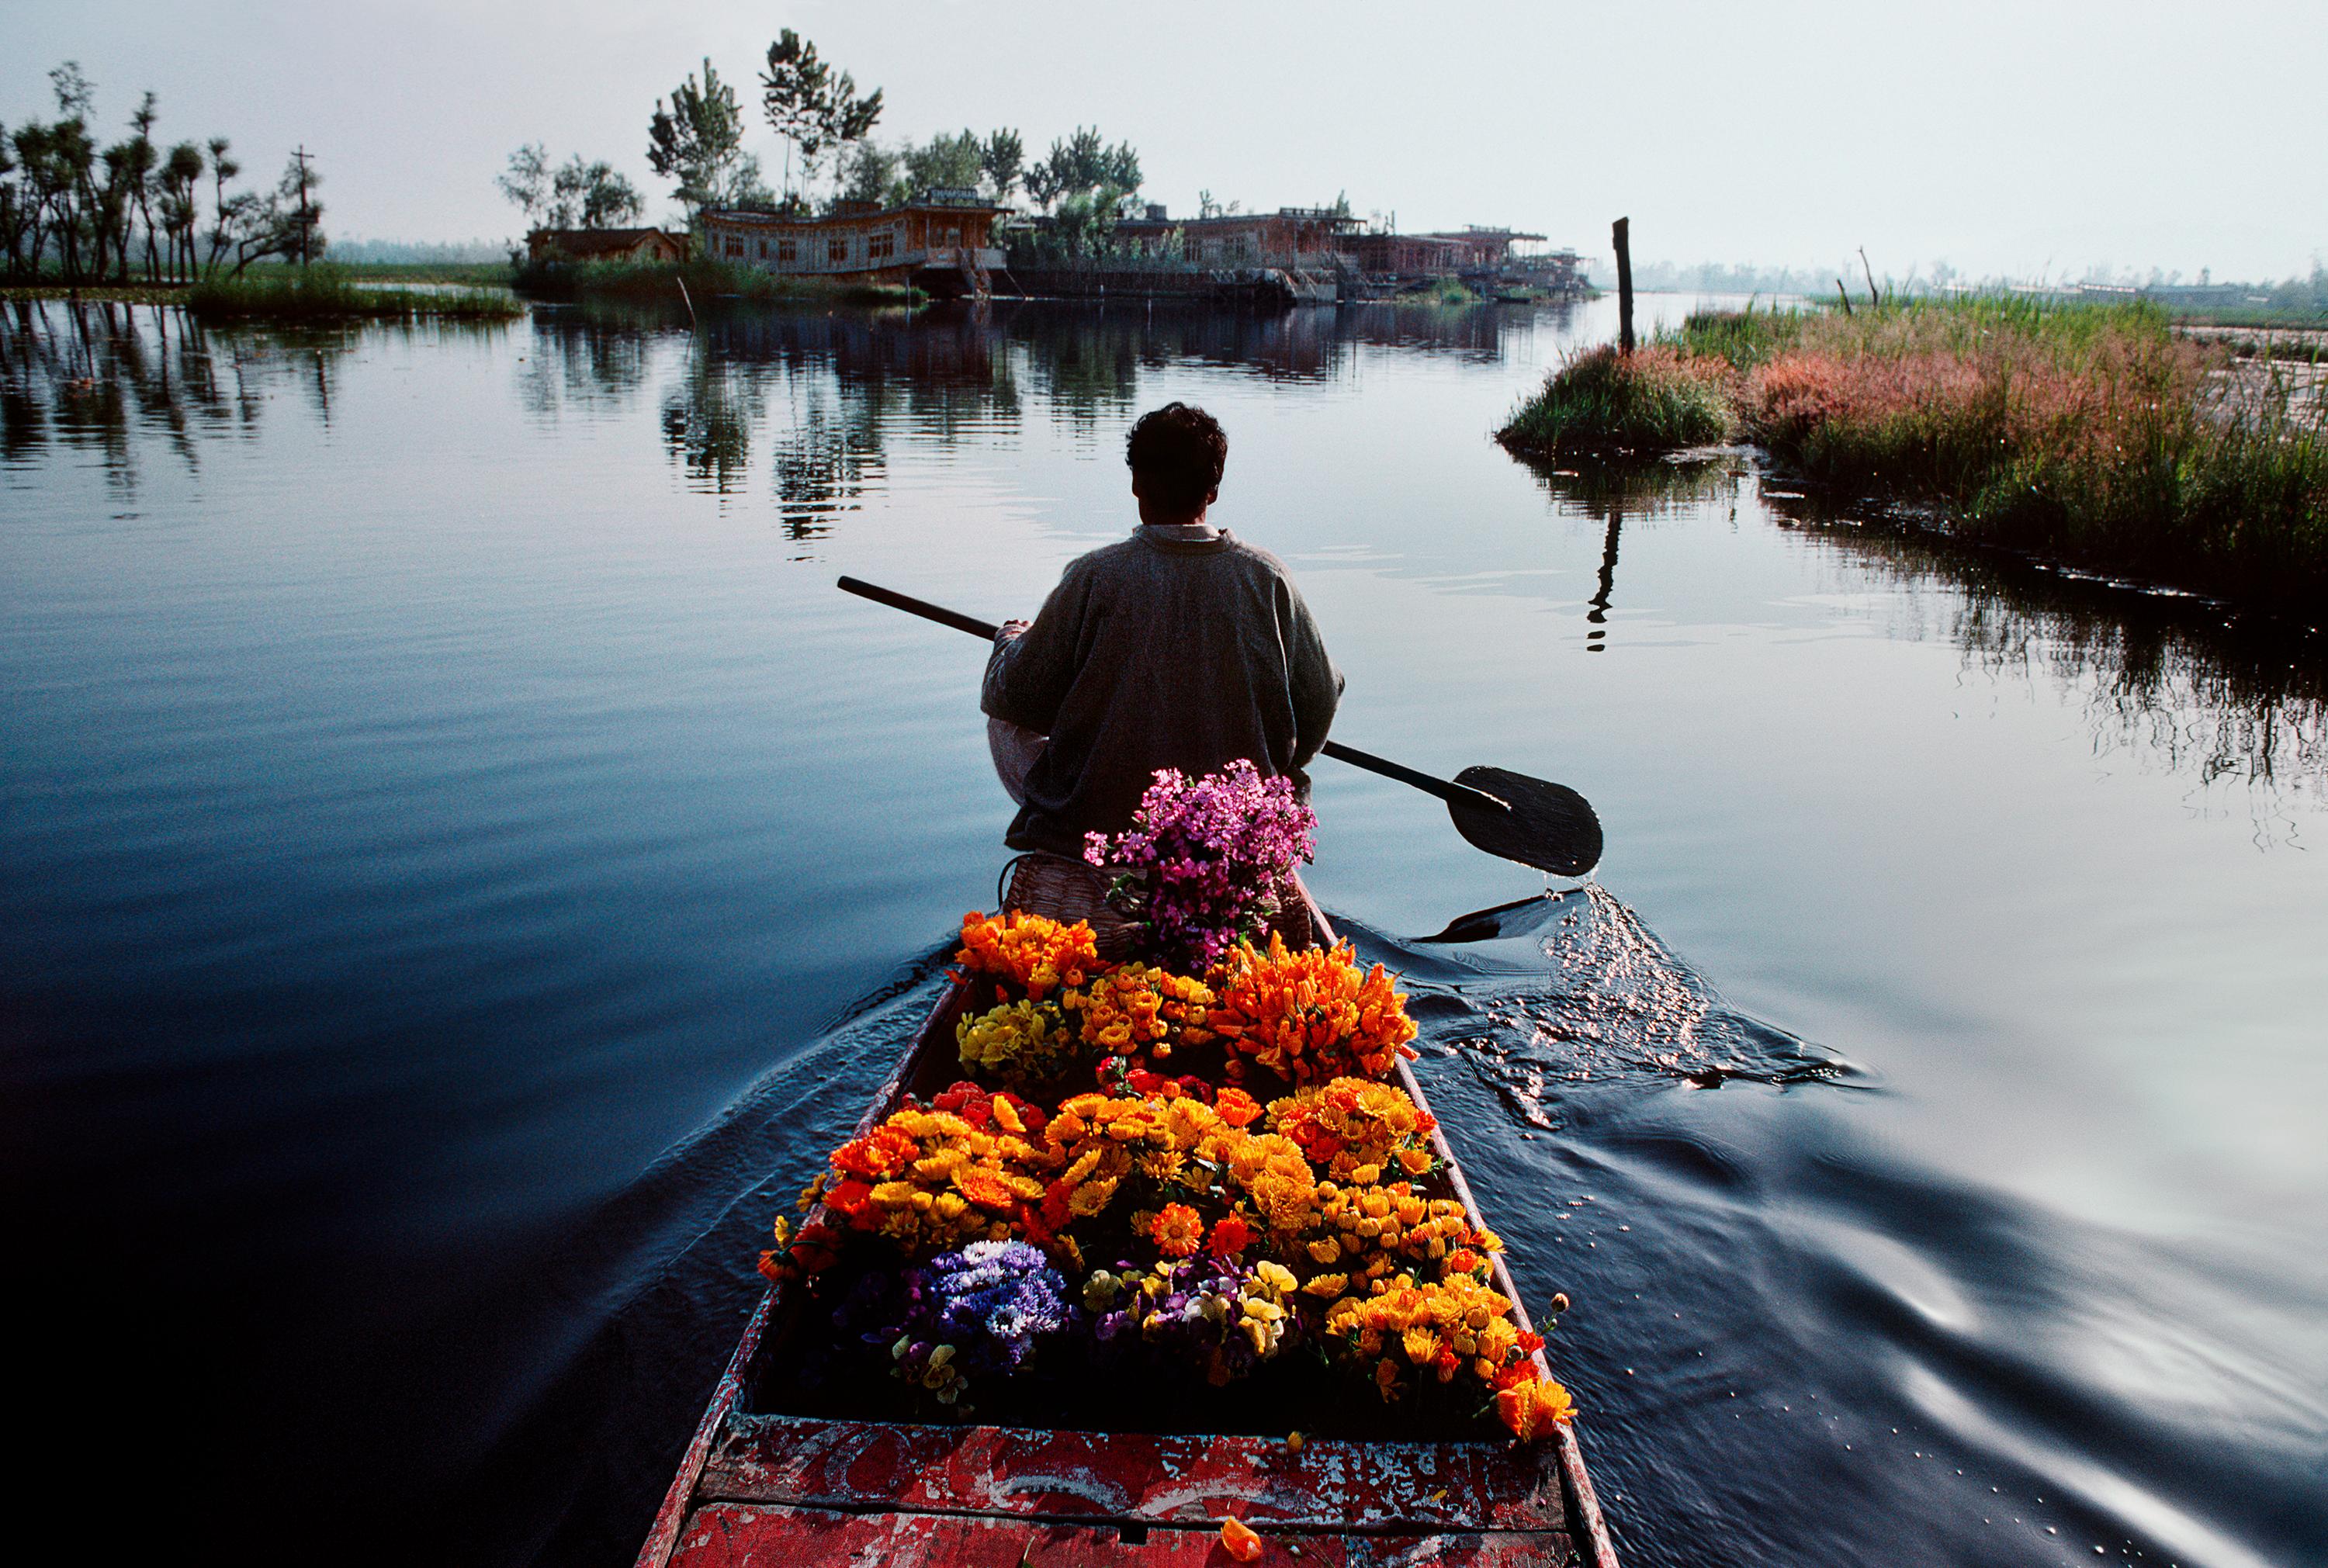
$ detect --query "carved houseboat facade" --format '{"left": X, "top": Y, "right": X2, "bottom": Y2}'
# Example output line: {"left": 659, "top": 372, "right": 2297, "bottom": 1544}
{"left": 698, "top": 189, "right": 1005, "bottom": 298}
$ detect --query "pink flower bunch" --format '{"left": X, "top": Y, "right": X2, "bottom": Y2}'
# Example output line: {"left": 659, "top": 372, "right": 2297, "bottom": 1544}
{"left": 1086, "top": 760, "right": 1317, "bottom": 971}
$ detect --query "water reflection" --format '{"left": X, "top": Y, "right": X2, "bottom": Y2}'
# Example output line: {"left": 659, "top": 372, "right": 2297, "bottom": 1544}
{"left": 0, "top": 300, "right": 510, "bottom": 491}
{"left": 1515, "top": 453, "right": 1743, "bottom": 652}
{"left": 1505, "top": 450, "right": 2328, "bottom": 814}
{"left": 1764, "top": 484, "right": 2328, "bottom": 822}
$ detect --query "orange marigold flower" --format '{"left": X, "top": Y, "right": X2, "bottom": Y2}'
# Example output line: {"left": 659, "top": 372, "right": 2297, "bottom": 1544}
{"left": 956, "top": 910, "right": 1107, "bottom": 1000}
{"left": 1496, "top": 1376, "right": 1577, "bottom": 1442}
{"left": 1207, "top": 1214, "right": 1256, "bottom": 1258}
{"left": 953, "top": 1166, "right": 1018, "bottom": 1211}
{"left": 1150, "top": 1202, "right": 1204, "bottom": 1258}
{"left": 1214, "top": 1088, "right": 1263, "bottom": 1127}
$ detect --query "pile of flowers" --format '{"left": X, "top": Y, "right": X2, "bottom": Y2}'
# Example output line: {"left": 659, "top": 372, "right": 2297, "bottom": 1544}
{"left": 1270, "top": 1077, "right": 1440, "bottom": 1184}
{"left": 1062, "top": 963, "right": 1215, "bottom": 1064}
{"left": 1086, "top": 1253, "right": 1301, "bottom": 1387}
{"left": 775, "top": 1088, "right": 1048, "bottom": 1264}
{"left": 956, "top": 910, "right": 1103, "bottom": 1000}
{"left": 1322, "top": 1273, "right": 1539, "bottom": 1400}
{"left": 763, "top": 760, "right": 1578, "bottom": 1445}
{"left": 1085, "top": 760, "right": 1317, "bottom": 971}
{"left": 1208, "top": 933, "right": 1420, "bottom": 1083}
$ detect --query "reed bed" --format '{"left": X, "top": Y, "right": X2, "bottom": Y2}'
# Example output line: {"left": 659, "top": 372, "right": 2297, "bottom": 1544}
{"left": 1501, "top": 296, "right": 2328, "bottom": 615}
{"left": 187, "top": 266, "right": 521, "bottom": 321}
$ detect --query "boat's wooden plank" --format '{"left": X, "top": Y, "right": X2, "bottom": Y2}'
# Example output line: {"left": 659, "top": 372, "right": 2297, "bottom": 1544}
{"left": 668, "top": 1501, "right": 1578, "bottom": 1566}
{"left": 698, "top": 1413, "right": 1568, "bottom": 1534}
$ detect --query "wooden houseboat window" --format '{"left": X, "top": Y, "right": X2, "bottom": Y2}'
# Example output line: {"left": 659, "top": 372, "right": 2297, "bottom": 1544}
{"left": 868, "top": 230, "right": 896, "bottom": 261}
{"left": 828, "top": 237, "right": 848, "bottom": 264}
{"left": 778, "top": 239, "right": 797, "bottom": 263}
{"left": 756, "top": 239, "right": 767, "bottom": 258}
{"left": 724, "top": 237, "right": 744, "bottom": 258}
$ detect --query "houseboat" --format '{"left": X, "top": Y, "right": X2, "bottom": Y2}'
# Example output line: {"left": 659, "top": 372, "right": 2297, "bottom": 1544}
{"left": 698, "top": 189, "right": 1006, "bottom": 299}
{"left": 526, "top": 227, "right": 688, "bottom": 265}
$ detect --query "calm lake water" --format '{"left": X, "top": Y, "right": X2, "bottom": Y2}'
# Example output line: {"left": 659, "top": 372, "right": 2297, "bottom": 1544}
{"left": 4, "top": 292, "right": 2323, "bottom": 1567}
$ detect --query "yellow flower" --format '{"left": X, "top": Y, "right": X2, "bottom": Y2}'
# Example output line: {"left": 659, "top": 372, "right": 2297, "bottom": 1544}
{"left": 957, "top": 999, "right": 1078, "bottom": 1085}
{"left": 1496, "top": 1376, "right": 1577, "bottom": 1441}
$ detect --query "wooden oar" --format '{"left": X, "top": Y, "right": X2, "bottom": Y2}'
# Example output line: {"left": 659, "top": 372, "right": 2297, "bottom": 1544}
{"left": 836, "top": 574, "right": 1604, "bottom": 877}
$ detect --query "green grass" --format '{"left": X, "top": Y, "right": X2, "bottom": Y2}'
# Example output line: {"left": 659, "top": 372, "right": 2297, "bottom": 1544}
{"left": 1496, "top": 342, "right": 1732, "bottom": 457}
{"left": 0, "top": 282, "right": 186, "bottom": 305}
{"left": 1401, "top": 276, "right": 1482, "bottom": 306}
{"left": 1595, "top": 294, "right": 2328, "bottom": 618}
{"left": 187, "top": 265, "right": 521, "bottom": 321}
{"left": 260, "top": 259, "right": 516, "bottom": 287}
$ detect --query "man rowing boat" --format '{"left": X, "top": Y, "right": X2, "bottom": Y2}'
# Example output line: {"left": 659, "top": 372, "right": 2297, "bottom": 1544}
{"left": 981, "top": 402, "right": 1343, "bottom": 863}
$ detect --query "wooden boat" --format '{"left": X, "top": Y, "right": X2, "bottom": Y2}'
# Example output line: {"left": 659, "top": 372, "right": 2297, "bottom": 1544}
{"left": 636, "top": 895, "right": 1621, "bottom": 1567}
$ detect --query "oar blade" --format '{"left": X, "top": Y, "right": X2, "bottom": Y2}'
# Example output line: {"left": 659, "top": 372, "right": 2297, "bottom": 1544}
{"left": 1447, "top": 766, "right": 1603, "bottom": 877}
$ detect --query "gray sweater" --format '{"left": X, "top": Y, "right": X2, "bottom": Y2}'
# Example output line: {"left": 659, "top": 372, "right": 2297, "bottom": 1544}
{"left": 982, "top": 528, "right": 1342, "bottom": 856}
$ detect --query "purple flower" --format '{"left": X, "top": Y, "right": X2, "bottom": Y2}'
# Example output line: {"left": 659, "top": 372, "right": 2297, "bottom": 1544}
{"left": 923, "top": 1239, "right": 1074, "bottom": 1374}
{"left": 1085, "top": 760, "right": 1317, "bottom": 971}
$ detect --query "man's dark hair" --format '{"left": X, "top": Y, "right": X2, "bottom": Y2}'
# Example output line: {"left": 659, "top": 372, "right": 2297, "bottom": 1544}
{"left": 1124, "top": 402, "right": 1228, "bottom": 514}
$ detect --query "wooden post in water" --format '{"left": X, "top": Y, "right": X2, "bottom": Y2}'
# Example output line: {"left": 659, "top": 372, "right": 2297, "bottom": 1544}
{"left": 1612, "top": 217, "right": 1635, "bottom": 354}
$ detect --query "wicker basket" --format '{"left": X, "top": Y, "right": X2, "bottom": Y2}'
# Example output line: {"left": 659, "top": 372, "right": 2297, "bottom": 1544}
{"left": 999, "top": 852, "right": 1315, "bottom": 960}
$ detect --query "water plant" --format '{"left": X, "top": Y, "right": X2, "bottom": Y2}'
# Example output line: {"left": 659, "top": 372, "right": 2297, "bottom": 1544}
{"left": 1504, "top": 295, "right": 2328, "bottom": 617}
{"left": 1495, "top": 341, "right": 1732, "bottom": 458}
{"left": 186, "top": 264, "right": 520, "bottom": 320}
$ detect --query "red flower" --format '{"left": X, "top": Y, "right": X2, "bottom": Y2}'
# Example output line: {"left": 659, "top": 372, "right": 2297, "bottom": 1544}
{"left": 833, "top": 1126, "right": 915, "bottom": 1179}
{"left": 825, "top": 1178, "right": 875, "bottom": 1220}
{"left": 1492, "top": 1359, "right": 1537, "bottom": 1392}
{"left": 1207, "top": 1215, "right": 1256, "bottom": 1258}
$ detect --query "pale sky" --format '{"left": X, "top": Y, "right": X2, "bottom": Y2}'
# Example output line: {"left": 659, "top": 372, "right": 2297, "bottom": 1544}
{"left": 6, "top": 0, "right": 2322, "bottom": 282}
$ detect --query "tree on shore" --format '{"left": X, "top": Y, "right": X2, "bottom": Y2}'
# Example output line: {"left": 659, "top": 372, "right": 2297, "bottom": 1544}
{"left": 158, "top": 140, "right": 203, "bottom": 279}
{"left": 903, "top": 130, "right": 982, "bottom": 195}
{"left": 760, "top": 30, "right": 882, "bottom": 206}
{"left": 1024, "top": 126, "right": 1141, "bottom": 215}
{"left": 500, "top": 144, "right": 645, "bottom": 230}
{"left": 0, "top": 63, "right": 326, "bottom": 283}
{"left": 833, "top": 126, "right": 1027, "bottom": 214}
{"left": 647, "top": 60, "right": 768, "bottom": 220}
{"left": 275, "top": 148, "right": 322, "bottom": 266}
{"left": 981, "top": 130, "right": 1024, "bottom": 202}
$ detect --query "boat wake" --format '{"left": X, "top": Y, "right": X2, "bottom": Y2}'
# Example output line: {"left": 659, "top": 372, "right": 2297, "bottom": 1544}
{"left": 1343, "top": 884, "right": 1856, "bottom": 1132}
